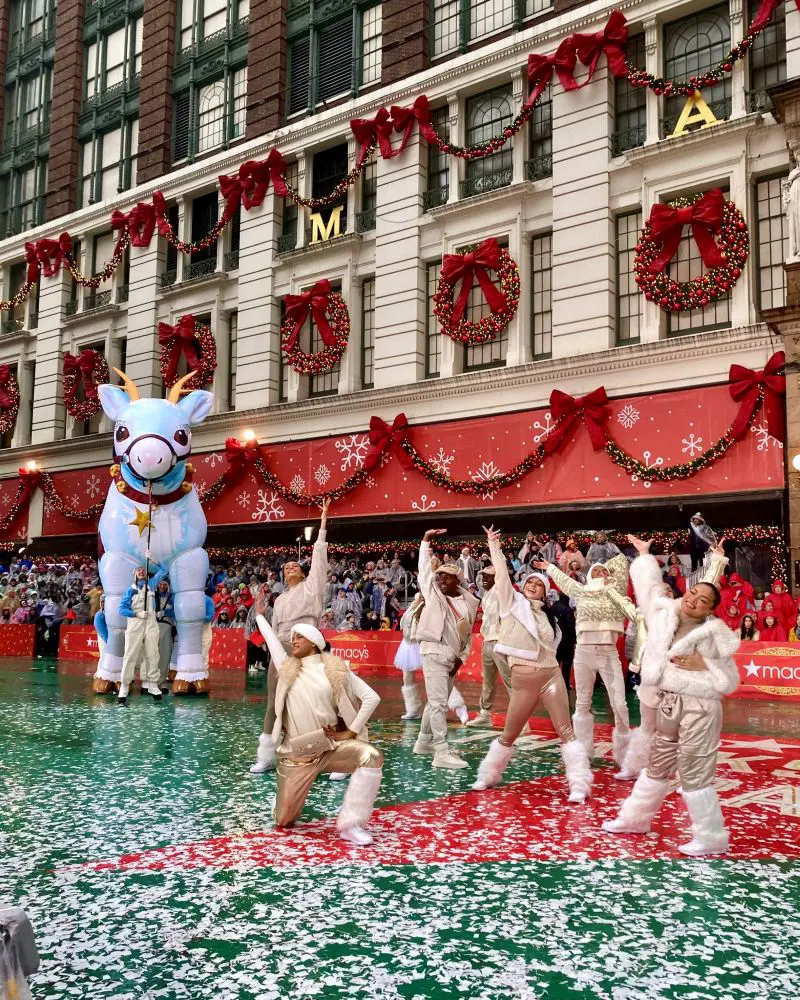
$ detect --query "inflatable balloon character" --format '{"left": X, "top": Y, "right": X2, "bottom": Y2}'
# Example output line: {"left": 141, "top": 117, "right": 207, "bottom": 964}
{"left": 93, "top": 369, "right": 213, "bottom": 695}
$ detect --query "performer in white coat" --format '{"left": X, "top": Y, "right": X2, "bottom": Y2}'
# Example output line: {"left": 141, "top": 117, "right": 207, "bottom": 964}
{"left": 257, "top": 616, "right": 383, "bottom": 846}
{"left": 118, "top": 566, "right": 163, "bottom": 704}
{"left": 603, "top": 535, "right": 740, "bottom": 856}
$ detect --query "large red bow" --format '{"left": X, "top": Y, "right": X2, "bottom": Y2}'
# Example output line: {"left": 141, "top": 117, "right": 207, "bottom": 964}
{"left": 63, "top": 350, "right": 101, "bottom": 401}
{"left": 544, "top": 387, "right": 611, "bottom": 453}
{"left": 729, "top": 351, "right": 786, "bottom": 442}
{"left": 28, "top": 233, "right": 72, "bottom": 278}
{"left": 238, "top": 149, "right": 288, "bottom": 208}
{"left": 573, "top": 10, "right": 629, "bottom": 85}
{"left": 283, "top": 280, "right": 335, "bottom": 349}
{"left": 351, "top": 107, "right": 395, "bottom": 160}
{"left": 365, "top": 414, "right": 413, "bottom": 472}
{"left": 18, "top": 465, "right": 42, "bottom": 495}
{"left": 647, "top": 188, "right": 726, "bottom": 275}
{"left": 0, "top": 364, "right": 14, "bottom": 409}
{"left": 440, "top": 237, "right": 507, "bottom": 323}
{"left": 115, "top": 203, "right": 157, "bottom": 247}
{"left": 390, "top": 95, "right": 436, "bottom": 149}
{"left": 218, "top": 173, "right": 243, "bottom": 217}
{"left": 224, "top": 437, "right": 262, "bottom": 471}
{"left": 152, "top": 192, "right": 172, "bottom": 239}
{"left": 158, "top": 315, "right": 200, "bottom": 384}
{"left": 23, "top": 243, "right": 40, "bottom": 284}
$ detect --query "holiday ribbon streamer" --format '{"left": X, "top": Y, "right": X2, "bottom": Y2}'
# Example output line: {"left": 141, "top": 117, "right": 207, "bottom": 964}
{"left": 365, "top": 414, "right": 413, "bottom": 472}
{"left": 283, "top": 280, "right": 335, "bottom": 349}
{"left": 545, "top": 387, "right": 611, "bottom": 453}
{"left": 218, "top": 174, "right": 244, "bottom": 217}
{"left": 440, "top": 238, "right": 508, "bottom": 323}
{"left": 158, "top": 316, "right": 201, "bottom": 384}
{"left": 526, "top": 54, "right": 556, "bottom": 106}
{"left": 647, "top": 188, "right": 726, "bottom": 275}
{"left": 23, "top": 243, "right": 39, "bottom": 284}
{"left": 728, "top": 351, "right": 786, "bottom": 441}
{"left": 63, "top": 351, "right": 100, "bottom": 401}
{"left": 572, "top": 9, "right": 629, "bottom": 85}
{"left": 0, "top": 364, "right": 13, "bottom": 409}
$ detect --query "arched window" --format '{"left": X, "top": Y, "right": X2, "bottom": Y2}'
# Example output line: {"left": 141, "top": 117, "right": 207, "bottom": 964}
{"left": 198, "top": 82, "right": 225, "bottom": 152}
{"left": 662, "top": 5, "right": 731, "bottom": 135}
{"left": 463, "top": 85, "right": 513, "bottom": 196}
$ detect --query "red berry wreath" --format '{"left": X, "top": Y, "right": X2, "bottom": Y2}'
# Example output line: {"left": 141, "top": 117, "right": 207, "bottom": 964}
{"left": 281, "top": 281, "right": 350, "bottom": 375}
{"left": 63, "top": 349, "right": 110, "bottom": 421}
{"left": 159, "top": 316, "right": 218, "bottom": 391}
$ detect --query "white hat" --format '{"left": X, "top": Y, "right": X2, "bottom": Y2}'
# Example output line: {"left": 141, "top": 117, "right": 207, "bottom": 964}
{"left": 291, "top": 623, "right": 326, "bottom": 651}
{"left": 520, "top": 572, "right": 550, "bottom": 591}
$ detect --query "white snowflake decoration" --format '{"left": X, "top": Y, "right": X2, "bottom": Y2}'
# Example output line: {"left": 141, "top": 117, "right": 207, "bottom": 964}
{"left": 334, "top": 433, "right": 369, "bottom": 471}
{"left": 251, "top": 490, "right": 285, "bottom": 522}
{"left": 631, "top": 451, "right": 664, "bottom": 489}
{"left": 617, "top": 404, "right": 640, "bottom": 429}
{"left": 469, "top": 459, "right": 501, "bottom": 501}
{"left": 0, "top": 491, "right": 9, "bottom": 507}
{"left": 410, "top": 494, "right": 438, "bottom": 513}
{"left": 429, "top": 446, "right": 455, "bottom": 475}
{"left": 681, "top": 433, "right": 703, "bottom": 457}
{"left": 84, "top": 474, "right": 102, "bottom": 499}
{"left": 70, "top": 496, "right": 81, "bottom": 510}
{"left": 314, "top": 465, "right": 331, "bottom": 487}
{"left": 194, "top": 479, "right": 207, "bottom": 495}
{"left": 205, "top": 453, "right": 224, "bottom": 468}
{"left": 751, "top": 423, "right": 783, "bottom": 452}
{"left": 532, "top": 412, "right": 554, "bottom": 444}
{"left": 237, "top": 491, "right": 251, "bottom": 508}
{"left": 289, "top": 474, "right": 306, "bottom": 494}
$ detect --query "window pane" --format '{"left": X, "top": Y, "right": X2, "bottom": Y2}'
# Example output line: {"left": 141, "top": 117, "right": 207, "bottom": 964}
{"left": 756, "top": 175, "right": 788, "bottom": 312}
{"left": 232, "top": 67, "right": 247, "bottom": 140}
{"left": 198, "top": 80, "right": 225, "bottom": 152}
{"left": 93, "top": 230, "right": 115, "bottom": 272}
{"left": 361, "top": 4, "right": 382, "bottom": 86}
{"left": 432, "top": 0, "right": 459, "bottom": 57}
{"left": 527, "top": 82, "right": 552, "bottom": 179}
{"left": 615, "top": 212, "right": 642, "bottom": 344}
{"left": 668, "top": 194, "right": 731, "bottom": 335}
{"left": 465, "top": 86, "right": 513, "bottom": 190}
{"left": 470, "top": 0, "right": 513, "bottom": 41}
{"left": 318, "top": 17, "right": 353, "bottom": 102}
{"left": 310, "top": 291, "right": 342, "bottom": 396}
{"left": 105, "top": 27, "right": 126, "bottom": 89}
{"left": 663, "top": 6, "right": 731, "bottom": 135}
{"left": 426, "top": 262, "right": 441, "bottom": 377}
{"left": 288, "top": 36, "right": 310, "bottom": 115}
{"left": 86, "top": 40, "right": 99, "bottom": 97}
{"left": 748, "top": 0, "right": 785, "bottom": 107}
{"left": 203, "top": 0, "right": 227, "bottom": 38}
{"left": 362, "top": 278, "right": 375, "bottom": 388}
{"left": 613, "top": 34, "right": 646, "bottom": 153}
{"left": 101, "top": 127, "right": 122, "bottom": 200}
{"left": 180, "top": 0, "right": 195, "bottom": 49}
{"left": 531, "top": 233, "right": 552, "bottom": 357}
{"left": 464, "top": 241, "right": 509, "bottom": 371}
{"left": 129, "top": 118, "right": 139, "bottom": 187}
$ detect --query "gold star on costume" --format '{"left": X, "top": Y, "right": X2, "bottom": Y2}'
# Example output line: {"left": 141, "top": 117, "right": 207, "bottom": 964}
{"left": 129, "top": 508, "right": 153, "bottom": 537}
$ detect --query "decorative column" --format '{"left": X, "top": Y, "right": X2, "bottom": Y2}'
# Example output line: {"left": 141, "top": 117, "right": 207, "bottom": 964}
{"left": 124, "top": 238, "right": 165, "bottom": 398}
{"left": 729, "top": 0, "right": 747, "bottom": 118}
{"left": 644, "top": 19, "right": 660, "bottom": 145}
{"left": 30, "top": 272, "right": 69, "bottom": 444}
{"left": 506, "top": 225, "right": 530, "bottom": 367}
{"left": 446, "top": 93, "right": 461, "bottom": 204}
{"left": 511, "top": 69, "right": 526, "bottom": 184}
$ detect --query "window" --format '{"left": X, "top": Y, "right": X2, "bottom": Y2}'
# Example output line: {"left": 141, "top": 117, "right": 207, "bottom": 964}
{"left": 226, "top": 207, "right": 240, "bottom": 270}
{"left": 3, "top": 66, "right": 52, "bottom": 145}
{"left": 228, "top": 311, "right": 238, "bottom": 409}
{"left": 279, "top": 161, "right": 299, "bottom": 252}
{"left": 9, "top": 0, "right": 55, "bottom": 53}
{"left": 431, "top": 0, "right": 459, "bottom": 57}
{"left": 80, "top": 119, "right": 138, "bottom": 206}
{"left": 425, "top": 262, "right": 441, "bottom": 377}
{"left": 85, "top": 19, "right": 141, "bottom": 99}
{"left": 431, "top": 0, "right": 550, "bottom": 57}
{"left": 613, "top": 34, "right": 646, "bottom": 154}
{"left": 0, "top": 363, "right": 17, "bottom": 448}
{"left": 470, "top": 0, "right": 514, "bottom": 44}
{"left": 163, "top": 204, "right": 180, "bottom": 286}
{"left": 462, "top": 86, "right": 513, "bottom": 197}
{"left": 0, "top": 161, "right": 46, "bottom": 236}
{"left": 6, "top": 261, "right": 26, "bottom": 329}
{"left": 526, "top": 83, "right": 551, "bottom": 180}
{"left": 615, "top": 212, "right": 642, "bottom": 344}
{"left": 361, "top": 278, "right": 375, "bottom": 389}
{"left": 309, "top": 283, "right": 342, "bottom": 396}
{"left": 748, "top": 0, "right": 786, "bottom": 112}
{"left": 663, "top": 6, "right": 731, "bottom": 137}
{"left": 86, "top": 232, "right": 115, "bottom": 308}
{"left": 357, "top": 159, "right": 376, "bottom": 232}
{"left": 667, "top": 193, "right": 731, "bottom": 336}
{"left": 175, "top": 67, "right": 247, "bottom": 161}
{"left": 74, "top": 340, "right": 106, "bottom": 435}
{"left": 287, "top": 3, "right": 381, "bottom": 115}
{"left": 463, "top": 240, "right": 509, "bottom": 370}
{"left": 755, "top": 175, "right": 788, "bottom": 313}
{"left": 531, "top": 233, "right": 552, "bottom": 358}
{"left": 424, "top": 106, "right": 449, "bottom": 210}
{"left": 312, "top": 144, "right": 349, "bottom": 234}
{"left": 178, "top": 0, "right": 249, "bottom": 50}
{"left": 189, "top": 192, "right": 220, "bottom": 278}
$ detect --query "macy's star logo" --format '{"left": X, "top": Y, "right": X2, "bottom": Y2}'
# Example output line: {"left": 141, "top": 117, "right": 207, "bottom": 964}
{"left": 744, "top": 660, "right": 760, "bottom": 678}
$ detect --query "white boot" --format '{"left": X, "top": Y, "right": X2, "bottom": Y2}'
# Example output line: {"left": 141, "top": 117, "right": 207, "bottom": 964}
{"left": 413, "top": 734, "right": 435, "bottom": 755}
{"left": 678, "top": 786, "right": 730, "bottom": 857}
{"left": 612, "top": 727, "right": 631, "bottom": 767}
{"left": 603, "top": 772, "right": 670, "bottom": 834}
{"left": 337, "top": 767, "right": 382, "bottom": 846}
{"left": 572, "top": 713, "right": 594, "bottom": 759}
{"left": 472, "top": 739, "right": 514, "bottom": 790}
{"left": 249, "top": 733, "right": 277, "bottom": 774}
{"left": 448, "top": 686, "right": 469, "bottom": 725}
{"left": 432, "top": 748, "right": 468, "bottom": 770}
{"left": 400, "top": 683, "right": 423, "bottom": 721}
{"left": 615, "top": 726, "right": 653, "bottom": 780}
{"left": 465, "top": 709, "right": 494, "bottom": 728}
{"left": 561, "top": 739, "right": 593, "bottom": 803}
{"left": 329, "top": 772, "right": 348, "bottom": 781}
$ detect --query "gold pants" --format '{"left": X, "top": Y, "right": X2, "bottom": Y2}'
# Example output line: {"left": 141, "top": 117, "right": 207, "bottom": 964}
{"left": 275, "top": 740, "right": 383, "bottom": 827}
{"left": 646, "top": 691, "right": 722, "bottom": 791}
{"left": 500, "top": 661, "right": 574, "bottom": 746}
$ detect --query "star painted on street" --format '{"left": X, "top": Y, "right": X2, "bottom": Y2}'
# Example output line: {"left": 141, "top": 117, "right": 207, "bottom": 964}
{"left": 721, "top": 738, "right": 800, "bottom": 753}
{"left": 129, "top": 508, "right": 153, "bottom": 536}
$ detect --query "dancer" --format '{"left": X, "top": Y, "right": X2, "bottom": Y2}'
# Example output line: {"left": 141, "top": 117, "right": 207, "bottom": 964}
{"left": 118, "top": 566, "right": 164, "bottom": 704}
{"left": 250, "top": 499, "right": 331, "bottom": 774}
{"left": 413, "top": 529, "right": 479, "bottom": 770}
{"left": 256, "top": 616, "right": 383, "bottom": 845}
{"left": 606, "top": 538, "right": 728, "bottom": 780}
{"left": 535, "top": 551, "right": 630, "bottom": 766}
{"left": 466, "top": 565, "right": 511, "bottom": 728}
{"left": 155, "top": 578, "right": 175, "bottom": 689}
{"left": 603, "top": 535, "right": 739, "bottom": 857}
{"left": 473, "top": 526, "right": 592, "bottom": 803}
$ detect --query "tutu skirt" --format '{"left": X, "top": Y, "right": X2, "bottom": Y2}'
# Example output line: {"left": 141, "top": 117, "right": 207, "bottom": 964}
{"left": 393, "top": 638, "right": 422, "bottom": 672}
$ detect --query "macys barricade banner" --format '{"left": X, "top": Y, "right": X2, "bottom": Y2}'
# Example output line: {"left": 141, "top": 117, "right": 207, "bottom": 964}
{"left": 0, "top": 623, "right": 36, "bottom": 657}
{"left": 734, "top": 641, "right": 800, "bottom": 701}
{"left": 322, "top": 630, "right": 484, "bottom": 680}
{"left": 58, "top": 624, "right": 247, "bottom": 670}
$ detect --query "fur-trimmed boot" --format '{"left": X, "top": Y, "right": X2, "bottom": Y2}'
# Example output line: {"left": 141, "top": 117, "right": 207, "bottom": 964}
{"left": 447, "top": 685, "right": 469, "bottom": 725}
{"left": 401, "top": 683, "right": 423, "bottom": 721}
{"left": 572, "top": 713, "right": 595, "bottom": 759}
{"left": 612, "top": 727, "right": 631, "bottom": 767}
{"left": 615, "top": 726, "right": 653, "bottom": 781}
{"left": 472, "top": 739, "right": 514, "bottom": 791}
{"left": 602, "top": 772, "right": 670, "bottom": 834}
{"left": 678, "top": 786, "right": 730, "bottom": 857}
{"left": 249, "top": 733, "right": 277, "bottom": 774}
{"left": 337, "top": 767, "right": 383, "bottom": 846}
{"left": 561, "top": 739, "right": 593, "bottom": 804}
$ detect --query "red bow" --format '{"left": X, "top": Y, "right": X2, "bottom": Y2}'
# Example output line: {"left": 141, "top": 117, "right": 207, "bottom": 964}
{"left": 572, "top": 10, "right": 629, "bottom": 85}
{"left": 218, "top": 173, "right": 243, "bottom": 217}
{"left": 238, "top": 149, "right": 288, "bottom": 208}
{"left": 283, "top": 280, "right": 335, "bottom": 349}
{"left": 544, "top": 387, "right": 611, "bottom": 453}
{"left": 29, "top": 233, "right": 72, "bottom": 278}
{"left": 365, "top": 414, "right": 413, "bottom": 472}
{"left": 729, "top": 351, "right": 786, "bottom": 441}
{"left": 18, "top": 465, "right": 42, "bottom": 494}
{"left": 750, "top": 0, "right": 786, "bottom": 32}
{"left": 390, "top": 95, "right": 436, "bottom": 149}
{"left": 224, "top": 437, "right": 262, "bottom": 470}
{"left": 526, "top": 54, "right": 555, "bottom": 109}
{"left": 648, "top": 188, "right": 726, "bottom": 274}
{"left": 158, "top": 315, "right": 200, "bottom": 384}
{"left": 152, "top": 192, "right": 172, "bottom": 238}
{"left": 351, "top": 107, "right": 395, "bottom": 160}
{"left": 440, "top": 237, "right": 507, "bottom": 323}
{"left": 23, "top": 243, "right": 40, "bottom": 284}
{"left": 0, "top": 364, "right": 14, "bottom": 409}
{"left": 116, "top": 203, "right": 157, "bottom": 247}
{"left": 63, "top": 350, "right": 101, "bottom": 401}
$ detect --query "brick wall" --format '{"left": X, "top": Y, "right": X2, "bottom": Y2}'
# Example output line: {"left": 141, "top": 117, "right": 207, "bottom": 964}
{"left": 137, "top": 0, "right": 176, "bottom": 183}
{"left": 245, "top": 0, "right": 287, "bottom": 140}
{"left": 45, "top": 0, "right": 85, "bottom": 222}
{"left": 382, "top": 0, "right": 428, "bottom": 85}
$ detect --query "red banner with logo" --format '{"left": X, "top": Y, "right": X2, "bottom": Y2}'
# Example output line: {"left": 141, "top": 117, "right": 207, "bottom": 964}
{"left": 58, "top": 624, "right": 247, "bottom": 670}
{"left": 733, "top": 641, "right": 800, "bottom": 701}
{"left": 0, "top": 623, "right": 35, "bottom": 656}
{"left": 322, "top": 630, "right": 483, "bottom": 679}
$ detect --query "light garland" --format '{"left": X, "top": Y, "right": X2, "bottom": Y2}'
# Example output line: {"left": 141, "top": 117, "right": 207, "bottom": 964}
{"left": 0, "top": 367, "right": 20, "bottom": 436}
{"left": 65, "top": 230, "right": 131, "bottom": 289}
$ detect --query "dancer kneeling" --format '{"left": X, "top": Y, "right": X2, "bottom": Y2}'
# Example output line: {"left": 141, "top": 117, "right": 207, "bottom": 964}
{"left": 603, "top": 535, "right": 739, "bottom": 856}
{"left": 473, "top": 526, "right": 592, "bottom": 804}
{"left": 256, "top": 615, "right": 383, "bottom": 846}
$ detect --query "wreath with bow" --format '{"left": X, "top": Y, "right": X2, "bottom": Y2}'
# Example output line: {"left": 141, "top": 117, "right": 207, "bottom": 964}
{"left": 433, "top": 238, "right": 520, "bottom": 345}
{"left": 281, "top": 280, "right": 350, "bottom": 375}
{"left": 158, "top": 315, "right": 217, "bottom": 390}
{"left": 633, "top": 189, "right": 749, "bottom": 313}
{"left": 0, "top": 364, "right": 19, "bottom": 435}
{"left": 63, "top": 349, "right": 110, "bottom": 421}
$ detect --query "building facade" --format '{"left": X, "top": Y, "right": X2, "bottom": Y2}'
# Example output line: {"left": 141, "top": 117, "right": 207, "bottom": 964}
{"left": 0, "top": 0, "right": 793, "bottom": 549}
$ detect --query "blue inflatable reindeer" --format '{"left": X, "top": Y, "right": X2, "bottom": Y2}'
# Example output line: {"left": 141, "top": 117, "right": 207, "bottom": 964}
{"left": 93, "top": 369, "right": 214, "bottom": 695}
